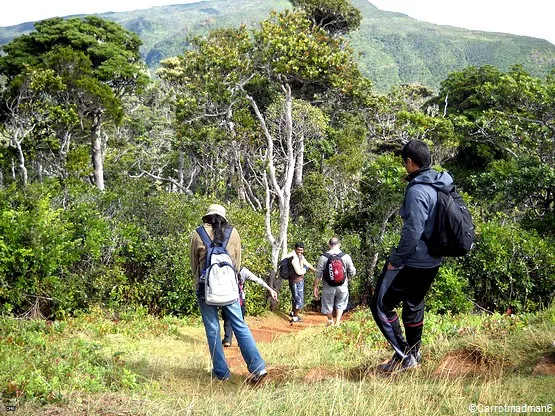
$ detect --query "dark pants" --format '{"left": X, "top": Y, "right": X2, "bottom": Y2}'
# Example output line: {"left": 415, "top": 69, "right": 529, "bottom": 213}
{"left": 221, "top": 303, "right": 246, "bottom": 344}
{"left": 370, "top": 264, "right": 439, "bottom": 359}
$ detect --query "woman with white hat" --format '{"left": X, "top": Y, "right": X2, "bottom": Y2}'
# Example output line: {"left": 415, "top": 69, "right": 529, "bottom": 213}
{"left": 189, "top": 203, "right": 267, "bottom": 383}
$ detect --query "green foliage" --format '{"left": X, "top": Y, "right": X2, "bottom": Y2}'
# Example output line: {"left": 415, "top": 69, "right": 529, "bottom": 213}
{"left": 0, "top": 185, "right": 82, "bottom": 317}
{"left": 460, "top": 220, "right": 555, "bottom": 312}
{"left": 254, "top": 9, "right": 368, "bottom": 97}
{"left": 337, "top": 153, "right": 405, "bottom": 282}
{"left": 4, "top": 0, "right": 553, "bottom": 92}
{"left": 426, "top": 264, "right": 473, "bottom": 314}
{"left": 1, "top": 1, "right": 555, "bottom": 321}
{"left": 291, "top": 172, "right": 332, "bottom": 230}
{"left": 0, "top": 16, "right": 149, "bottom": 189}
{"left": 0, "top": 309, "right": 190, "bottom": 403}
{"left": 471, "top": 157, "right": 555, "bottom": 232}
{"left": 290, "top": 0, "right": 362, "bottom": 36}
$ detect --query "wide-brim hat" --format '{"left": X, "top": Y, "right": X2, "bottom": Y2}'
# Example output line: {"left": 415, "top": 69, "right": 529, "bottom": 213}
{"left": 202, "top": 203, "right": 227, "bottom": 222}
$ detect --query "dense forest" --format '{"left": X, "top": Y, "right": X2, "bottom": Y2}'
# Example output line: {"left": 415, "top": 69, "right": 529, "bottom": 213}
{"left": 1, "top": 0, "right": 555, "bottom": 92}
{"left": 0, "top": 0, "right": 554, "bottom": 320}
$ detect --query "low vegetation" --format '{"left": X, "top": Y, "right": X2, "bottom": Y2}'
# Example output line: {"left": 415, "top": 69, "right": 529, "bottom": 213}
{"left": 1, "top": 305, "right": 553, "bottom": 414}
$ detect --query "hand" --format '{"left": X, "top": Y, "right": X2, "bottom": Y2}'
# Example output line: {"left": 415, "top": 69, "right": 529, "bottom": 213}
{"left": 387, "top": 262, "right": 397, "bottom": 271}
{"left": 269, "top": 289, "right": 278, "bottom": 301}
{"left": 313, "top": 287, "right": 319, "bottom": 299}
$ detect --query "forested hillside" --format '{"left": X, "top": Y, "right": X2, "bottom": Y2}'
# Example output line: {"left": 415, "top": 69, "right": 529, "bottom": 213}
{"left": 0, "top": 0, "right": 554, "bottom": 91}
{"left": 0, "top": 0, "right": 553, "bottom": 322}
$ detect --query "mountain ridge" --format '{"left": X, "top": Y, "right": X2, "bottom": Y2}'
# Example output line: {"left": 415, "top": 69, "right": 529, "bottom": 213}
{"left": 1, "top": 0, "right": 554, "bottom": 92}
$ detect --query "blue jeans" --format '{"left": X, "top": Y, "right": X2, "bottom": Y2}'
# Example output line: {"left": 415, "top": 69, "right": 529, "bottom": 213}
{"left": 197, "top": 293, "right": 265, "bottom": 380}
{"left": 221, "top": 304, "right": 246, "bottom": 344}
{"left": 289, "top": 279, "right": 305, "bottom": 311}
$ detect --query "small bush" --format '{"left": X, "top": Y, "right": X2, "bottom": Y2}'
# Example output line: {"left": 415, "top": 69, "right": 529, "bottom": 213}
{"left": 426, "top": 264, "right": 473, "bottom": 314}
{"left": 460, "top": 219, "right": 555, "bottom": 312}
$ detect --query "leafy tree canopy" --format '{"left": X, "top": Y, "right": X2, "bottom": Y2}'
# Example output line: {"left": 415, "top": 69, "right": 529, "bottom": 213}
{"left": 289, "top": 0, "right": 362, "bottom": 36}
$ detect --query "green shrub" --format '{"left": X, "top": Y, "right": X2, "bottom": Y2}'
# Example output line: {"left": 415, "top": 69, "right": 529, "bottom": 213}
{"left": 426, "top": 263, "right": 473, "bottom": 314}
{"left": 0, "top": 186, "right": 84, "bottom": 318}
{"left": 0, "top": 316, "right": 140, "bottom": 403}
{"left": 460, "top": 219, "right": 555, "bottom": 312}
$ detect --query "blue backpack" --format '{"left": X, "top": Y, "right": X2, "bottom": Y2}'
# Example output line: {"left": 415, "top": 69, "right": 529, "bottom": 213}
{"left": 196, "top": 226, "right": 239, "bottom": 306}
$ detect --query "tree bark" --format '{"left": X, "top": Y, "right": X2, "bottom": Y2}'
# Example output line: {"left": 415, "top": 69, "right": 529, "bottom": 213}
{"left": 91, "top": 112, "right": 105, "bottom": 191}
{"left": 246, "top": 83, "right": 296, "bottom": 270}
{"left": 294, "top": 133, "right": 305, "bottom": 187}
{"left": 13, "top": 137, "right": 28, "bottom": 187}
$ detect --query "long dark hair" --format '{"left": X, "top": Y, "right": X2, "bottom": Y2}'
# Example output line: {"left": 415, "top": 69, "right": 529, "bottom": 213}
{"left": 203, "top": 214, "right": 230, "bottom": 245}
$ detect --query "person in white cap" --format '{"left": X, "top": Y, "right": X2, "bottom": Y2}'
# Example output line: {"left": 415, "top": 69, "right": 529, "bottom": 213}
{"left": 189, "top": 203, "right": 267, "bottom": 383}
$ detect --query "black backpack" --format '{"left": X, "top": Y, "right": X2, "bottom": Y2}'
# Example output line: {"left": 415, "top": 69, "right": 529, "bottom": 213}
{"left": 278, "top": 256, "right": 294, "bottom": 279}
{"left": 425, "top": 183, "right": 475, "bottom": 257}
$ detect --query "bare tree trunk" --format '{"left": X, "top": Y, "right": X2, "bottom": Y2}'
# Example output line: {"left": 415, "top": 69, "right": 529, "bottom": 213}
{"left": 294, "top": 133, "right": 305, "bottom": 187}
{"left": 246, "top": 83, "right": 296, "bottom": 270}
{"left": 178, "top": 151, "right": 184, "bottom": 191}
{"left": 36, "top": 162, "right": 43, "bottom": 183}
{"left": 91, "top": 112, "right": 105, "bottom": 191}
{"left": 11, "top": 159, "right": 16, "bottom": 181}
{"left": 13, "top": 138, "right": 28, "bottom": 186}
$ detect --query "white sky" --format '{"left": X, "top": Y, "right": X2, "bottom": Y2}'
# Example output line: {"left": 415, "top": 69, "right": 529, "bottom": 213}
{"left": 0, "top": 1, "right": 198, "bottom": 26}
{"left": 0, "top": 0, "right": 553, "bottom": 45}
{"left": 370, "top": 0, "right": 555, "bottom": 45}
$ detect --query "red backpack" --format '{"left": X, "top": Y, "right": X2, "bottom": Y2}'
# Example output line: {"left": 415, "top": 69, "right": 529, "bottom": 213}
{"left": 323, "top": 252, "right": 346, "bottom": 286}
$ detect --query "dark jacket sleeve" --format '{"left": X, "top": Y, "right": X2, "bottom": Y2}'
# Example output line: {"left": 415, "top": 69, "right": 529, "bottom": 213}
{"left": 389, "top": 186, "right": 432, "bottom": 267}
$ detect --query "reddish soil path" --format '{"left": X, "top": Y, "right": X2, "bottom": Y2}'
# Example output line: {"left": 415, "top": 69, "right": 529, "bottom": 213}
{"left": 247, "top": 310, "right": 329, "bottom": 342}
{"left": 223, "top": 311, "right": 330, "bottom": 372}
{"left": 222, "top": 311, "right": 555, "bottom": 379}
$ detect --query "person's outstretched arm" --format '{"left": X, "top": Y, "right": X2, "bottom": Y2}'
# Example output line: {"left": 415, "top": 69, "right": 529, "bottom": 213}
{"left": 241, "top": 267, "right": 278, "bottom": 300}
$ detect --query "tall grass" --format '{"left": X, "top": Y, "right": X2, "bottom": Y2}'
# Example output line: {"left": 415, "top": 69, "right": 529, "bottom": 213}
{"left": 2, "top": 305, "right": 554, "bottom": 415}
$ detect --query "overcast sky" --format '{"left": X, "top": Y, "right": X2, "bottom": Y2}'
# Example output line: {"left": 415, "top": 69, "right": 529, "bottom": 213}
{"left": 0, "top": 0, "right": 553, "bottom": 45}
{"left": 370, "top": 0, "right": 554, "bottom": 44}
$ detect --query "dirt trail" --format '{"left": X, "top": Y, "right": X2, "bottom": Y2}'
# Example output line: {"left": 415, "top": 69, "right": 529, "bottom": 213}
{"left": 222, "top": 311, "right": 555, "bottom": 380}
{"left": 223, "top": 311, "right": 331, "bottom": 372}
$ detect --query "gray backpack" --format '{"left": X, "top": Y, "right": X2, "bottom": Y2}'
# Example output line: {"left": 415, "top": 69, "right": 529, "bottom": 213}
{"left": 196, "top": 226, "right": 238, "bottom": 306}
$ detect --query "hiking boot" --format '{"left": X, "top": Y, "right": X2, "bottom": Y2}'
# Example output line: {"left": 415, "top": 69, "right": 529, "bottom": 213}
{"left": 413, "top": 350, "right": 422, "bottom": 364}
{"left": 249, "top": 369, "right": 268, "bottom": 384}
{"left": 378, "top": 353, "right": 419, "bottom": 374}
{"left": 222, "top": 341, "right": 231, "bottom": 347}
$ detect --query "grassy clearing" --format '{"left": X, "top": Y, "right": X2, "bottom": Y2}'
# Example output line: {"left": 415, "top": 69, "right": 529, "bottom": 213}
{"left": 1, "top": 305, "right": 554, "bottom": 415}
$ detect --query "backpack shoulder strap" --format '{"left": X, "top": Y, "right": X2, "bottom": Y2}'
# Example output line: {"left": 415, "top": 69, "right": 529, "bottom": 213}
{"left": 197, "top": 225, "right": 234, "bottom": 248}
{"left": 323, "top": 252, "right": 345, "bottom": 259}
{"left": 196, "top": 226, "right": 213, "bottom": 247}
{"left": 221, "top": 226, "right": 233, "bottom": 248}
{"left": 322, "top": 251, "right": 345, "bottom": 261}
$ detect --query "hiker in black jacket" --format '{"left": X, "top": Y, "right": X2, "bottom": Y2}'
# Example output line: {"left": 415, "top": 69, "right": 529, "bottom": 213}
{"left": 371, "top": 140, "right": 452, "bottom": 374}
